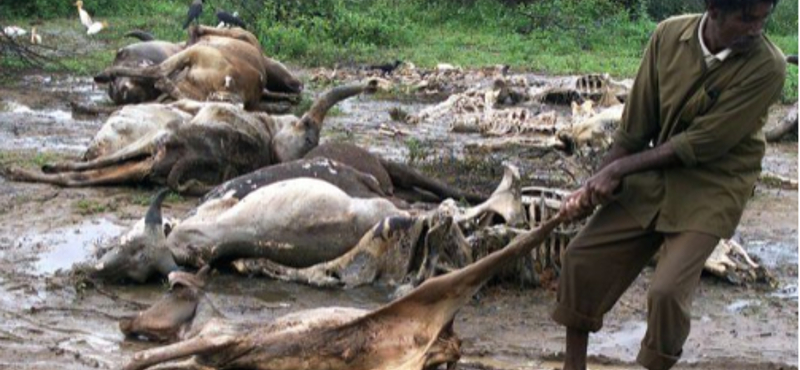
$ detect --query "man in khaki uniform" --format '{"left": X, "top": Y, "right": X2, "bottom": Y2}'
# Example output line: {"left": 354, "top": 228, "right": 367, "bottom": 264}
{"left": 552, "top": 1, "right": 787, "bottom": 369}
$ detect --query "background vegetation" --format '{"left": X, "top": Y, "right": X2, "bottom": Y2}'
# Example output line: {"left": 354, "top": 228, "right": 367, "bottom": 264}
{"left": 1, "top": 0, "right": 797, "bottom": 101}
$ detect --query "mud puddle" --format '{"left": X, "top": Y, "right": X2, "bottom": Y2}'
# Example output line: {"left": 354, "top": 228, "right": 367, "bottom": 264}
{"left": 0, "top": 75, "right": 105, "bottom": 154}
{"left": 15, "top": 218, "right": 126, "bottom": 275}
{"left": 0, "top": 70, "right": 796, "bottom": 370}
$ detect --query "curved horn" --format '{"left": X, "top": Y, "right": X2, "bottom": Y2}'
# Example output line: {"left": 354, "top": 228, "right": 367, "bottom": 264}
{"left": 145, "top": 188, "right": 171, "bottom": 228}
{"left": 302, "top": 80, "right": 380, "bottom": 128}
{"left": 787, "top": 55, "right": 798, "bottom": 66}
{"left": 124, "top": 30, "right": 156, "bottom": 41}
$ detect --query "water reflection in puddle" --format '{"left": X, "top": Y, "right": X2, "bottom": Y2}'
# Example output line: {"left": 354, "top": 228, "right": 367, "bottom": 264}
{"left": 16, "top": 219, "right": 125, "bottom": 275}
{"left": 726, "top": 299, "right": 758, "bottom": 312}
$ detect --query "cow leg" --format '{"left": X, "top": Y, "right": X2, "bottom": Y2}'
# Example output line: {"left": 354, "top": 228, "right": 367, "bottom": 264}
{"left": 380, "top": 159, "right": 487, "bottom": 204}
{"left": 5, "top": 158, "right": 153, "bottom": 187}
{"left": 167, "top": 155, "right": 220, "bottom": 195}
{"left": 43, "top": 134, "right": 162, "bottom": 173}
{"left": 122, "top": 333, "right": 236, "bottom": 370}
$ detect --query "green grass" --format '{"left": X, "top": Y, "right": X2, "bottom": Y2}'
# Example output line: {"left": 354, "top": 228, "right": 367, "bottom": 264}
{"left": 2, "top": 0, "right": 796, "bottom": 100}
{"left": 74, "top": 198, "right": 115, "bottom": 215}
{"left": 0, "top": 150, "right": 71, "bottom": 169}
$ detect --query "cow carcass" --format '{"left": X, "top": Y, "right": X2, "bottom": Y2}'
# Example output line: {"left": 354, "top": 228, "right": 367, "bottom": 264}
{"left": 228, "top": 165, "right": 527, "bottom": 289}
{"left": 94, "top": 40, "right": 185, "bottom": 105}
{"left": 117, "top": 211, "right": 567, "bottom": 370}
{"left": 96, "top": 26, "right": 301, "bottom": 110}
{"left": 303, "top": 142, "right": 488, "bottom": 205}
{"left": 5, "top": 80, "right": 379, "bottom": 194}
{"left": 89, "top": 177, "right": 408, "bottom": 283}
{"left": 87, "top": 163, "right": 524, "bottom": 287}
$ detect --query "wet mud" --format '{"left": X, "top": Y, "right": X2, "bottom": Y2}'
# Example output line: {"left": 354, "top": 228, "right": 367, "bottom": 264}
{"left": 0, "top": 69, "right": 796, "bottom": 370}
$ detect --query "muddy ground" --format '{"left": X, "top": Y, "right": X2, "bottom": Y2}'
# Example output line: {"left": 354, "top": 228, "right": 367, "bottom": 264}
{"left": 0, "top": 63, "right": 797, "bottom": 370}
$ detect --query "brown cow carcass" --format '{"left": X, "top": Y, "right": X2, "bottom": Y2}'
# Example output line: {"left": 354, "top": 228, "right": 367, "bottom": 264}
{"left": 96, "top": 26, "right": 302, "bottom": 110}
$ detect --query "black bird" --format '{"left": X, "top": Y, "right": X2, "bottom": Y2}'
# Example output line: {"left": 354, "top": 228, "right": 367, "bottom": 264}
{"left": 183, "top": 0, "right": 204, "bottom": 30}
{"left": 216, "top": 10, "right": 246, "bottom": 29}
{"left": 367, "top": 59, "right": 403, "bottom": 75}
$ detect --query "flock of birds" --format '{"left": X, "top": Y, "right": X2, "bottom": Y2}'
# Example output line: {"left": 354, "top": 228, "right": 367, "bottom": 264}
{"left": 2, "top": 0, "right": 247, "bottom": 46}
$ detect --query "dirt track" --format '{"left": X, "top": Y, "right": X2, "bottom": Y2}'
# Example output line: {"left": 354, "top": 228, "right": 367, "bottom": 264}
{"left": 0, "top": 67, "right": 796, "bottom": 370}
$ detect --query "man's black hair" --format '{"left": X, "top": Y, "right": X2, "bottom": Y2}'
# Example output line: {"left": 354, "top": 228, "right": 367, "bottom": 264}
{"left": 705, "top": 0, "right": 780, "bottom": 14}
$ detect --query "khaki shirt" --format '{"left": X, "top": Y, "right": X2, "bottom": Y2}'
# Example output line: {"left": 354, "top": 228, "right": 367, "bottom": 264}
{"left": 613, "top": 14, "right": 786, "bottom": 239}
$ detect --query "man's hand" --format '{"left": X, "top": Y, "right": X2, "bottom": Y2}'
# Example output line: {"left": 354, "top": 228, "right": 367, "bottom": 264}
{"left": 561, "top": 164, "right": 622, "bottom": 221}
{"left": 582, "top": 163, "right": 622, "bottom": 207}
{"left": 561, "top": 187, "right": 595, "bottom": 221}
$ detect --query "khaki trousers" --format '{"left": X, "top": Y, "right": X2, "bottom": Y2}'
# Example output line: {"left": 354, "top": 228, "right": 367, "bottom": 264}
{"left": 550, "top": 202, "right": 719, "bottom": 370}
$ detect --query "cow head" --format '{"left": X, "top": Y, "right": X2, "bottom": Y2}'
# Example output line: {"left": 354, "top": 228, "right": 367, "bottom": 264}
{"left": 96, "top": 72, "right": 158, "bottom": 105}
{"left": 270, "top": 115, "right": 320, "bottom": 163}
{"left": 91, "top": 189, "right": 179, "bottom": 282}
{"left": 270, "top": 79, "right": 388, "bottom": 163}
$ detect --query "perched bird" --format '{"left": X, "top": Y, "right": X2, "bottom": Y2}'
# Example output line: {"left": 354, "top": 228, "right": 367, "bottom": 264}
{"left": 87, "top": 20, "right": 108, "bottom": 35}
{"left": 183, "top": 0, "right": 204, "bottom": 29}
{"left": 74, "top": 0, "right": 93, "bottom": 29}
{"left": 216, "top": 10, "right": 246, "bottom": 29}
{"left": 367, "top": 60, "right": 403, "bottom": 75}
{"left": 2, "top": 26, "right": 27, "bottom": 37}
{"left": 30, "top": 27, "right": 41, "bottom": 44}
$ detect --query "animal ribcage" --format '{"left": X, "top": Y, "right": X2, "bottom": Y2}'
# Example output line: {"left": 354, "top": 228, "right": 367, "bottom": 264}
{"left": 476, "top": 110, "right": 558, "bottom": 137}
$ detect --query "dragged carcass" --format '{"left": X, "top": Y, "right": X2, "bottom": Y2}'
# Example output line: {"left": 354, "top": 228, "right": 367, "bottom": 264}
{"left": 5, "top": 80, "right": 379, "bottom": 194}
{"left": 96, "top": 26, "right": 299, "bottom": 110}
{"left": 117, "top": 209, "right": 567, "bottom": 370}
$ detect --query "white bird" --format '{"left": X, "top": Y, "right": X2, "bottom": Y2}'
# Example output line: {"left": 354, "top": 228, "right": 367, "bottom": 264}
{"left": 3, "top": 26, "right": 27, "bottom": 38}
{"left": 74, "top": 0, "right": 94, "bottom": 29}
{"left": 87, "top": 21, "right": 108, "bottom": 35}
{"left": 30, "top": 27, "right": 41, "bottom": 44}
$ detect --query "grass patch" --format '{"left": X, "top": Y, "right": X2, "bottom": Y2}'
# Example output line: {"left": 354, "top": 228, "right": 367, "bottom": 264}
{"left": 74, "top": 198, "right": 116, "bottom": 215}
{"left": 0, "top": 150, "right": 72, "bottom": 169}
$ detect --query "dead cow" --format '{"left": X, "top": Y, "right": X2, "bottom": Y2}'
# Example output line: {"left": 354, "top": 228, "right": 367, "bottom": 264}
{"left": 304, "top": 142, "right": 487, "bottom": 204}
{"left": 96, "top": 26, "right": 296, "bottom": 110}
{"left": 89, "top": 177, "right": 408, "bottom": 283}
{"left": 118, "top": 210, "right": 566, "bottom": 370}
{"left": 94, "top": 40, "right": 184, "bottom": 105}
{"left": 5, "top": 80, "right": 379, "bottom": 195}
{"left": 88, "top": 165, "right": 524, "bottom": 287}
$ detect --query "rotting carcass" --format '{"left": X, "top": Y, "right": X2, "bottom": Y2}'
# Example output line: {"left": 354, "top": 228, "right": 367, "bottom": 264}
{"left": 87, "top": 177, "right": 407, "bottom": 283}
{"left": 95, "top": 26, "right": 302, "bottom": 111}
{"left": 116, "top": 210, "right": 568, "bottom": 370}
{"left": 86, "top": 164, "right": 523, "bottom": 289}
{"left": 4, "top": 80, "right": 380, "bottom": 195}
{"left": 231, "top": 165, "right": 527, "bottom": 290}
{"left": 468, "top": 186, "right": 777, "bottom": 288}
{"left": 303, "top": 142, "right": 488, "bottom": 205}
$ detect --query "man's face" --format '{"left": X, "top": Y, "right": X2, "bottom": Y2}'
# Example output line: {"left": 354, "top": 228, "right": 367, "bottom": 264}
{"left": 710, "top": 2, "right": 774, "bottom": 53}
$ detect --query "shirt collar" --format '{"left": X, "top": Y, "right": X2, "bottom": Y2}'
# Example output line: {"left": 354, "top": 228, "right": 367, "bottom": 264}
{"left": 698, "top": 13, "right": 732, "bottom": 63}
